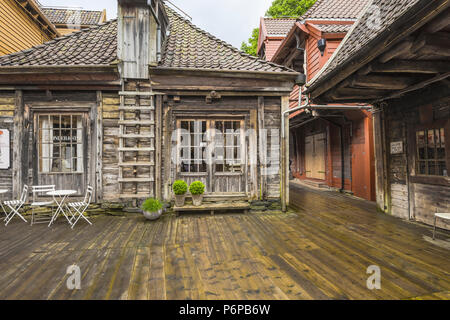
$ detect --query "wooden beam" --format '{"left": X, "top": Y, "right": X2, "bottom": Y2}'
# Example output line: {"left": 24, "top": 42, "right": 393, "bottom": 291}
{"left": 359, "top": 60, "right": 450, "bottom": 75}
{"left": 155, "top": 95, "right": 163, "bottom": 200}
{"left": 95, "top": 91, "right": 103, "bottom": 202}
{"left": 414, "top": 32, "right": 450, "bottom": 56}
{"left": 281, "top": 96, "right": 290, "bottom": 212}
{"left": 351, "top": 75, "right": 415, "bottom": 90}
{"left": 425, "top": 8, "right": 450, "bottom": 33}
{"left": 12, "top": 90, "right": 24, "bottom": 197}
{"left": 378, "top": 38, "right": 415, "bottom": 63}
{"left": 375, "top": 72, "right": 450, "bottom": 102}
{"left": 257, "top": 97, "right": 266, "bottom": 200}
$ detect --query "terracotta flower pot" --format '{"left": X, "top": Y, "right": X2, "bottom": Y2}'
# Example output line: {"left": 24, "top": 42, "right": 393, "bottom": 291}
{"left": 192, "top": 194, "right": 204, "bottom": 206}
{"left": 174, "top": 194, "right": 186, "bottom": 207}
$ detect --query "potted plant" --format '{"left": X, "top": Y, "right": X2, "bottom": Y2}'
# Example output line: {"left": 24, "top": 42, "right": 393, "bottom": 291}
{"left": 141, "top": 198, "right": 163, "bottom": 221}
{"left": 173, "top": 180, "right": 188, "bottom": 207}
{"left": 189, "top": 181, "right": 205, "bottom": 206}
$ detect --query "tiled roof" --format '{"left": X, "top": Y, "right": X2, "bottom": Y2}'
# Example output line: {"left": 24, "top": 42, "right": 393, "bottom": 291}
{"left": 301, "top": 0, "right": 370, "bottom": 20}
{"left": 308, "top": 0, "right": 422, "bottom": 88}
{"left": 160, "top": 7, "right": 296, "bottom": 73}
{"left": 0, "top": 20, "right": 117, "bottom": 66}
{"left": 263, "top": 18, "right": 297, "bottom": 36}
{"left": 0, "top": 6, "right": 295, "bottom": 74}
{"left": 42, "top": 8, "right": 104, "bottom": 26}
{"left": 314, "top": 23, "right": 353, "bottom": 33}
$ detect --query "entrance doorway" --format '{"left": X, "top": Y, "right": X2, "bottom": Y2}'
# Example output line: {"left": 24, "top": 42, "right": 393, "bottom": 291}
{"left": 305, "top": 132, "right": 326, "bottom": 180}
{"left": 176, "top": 119, "right": 246, "bottom": 194}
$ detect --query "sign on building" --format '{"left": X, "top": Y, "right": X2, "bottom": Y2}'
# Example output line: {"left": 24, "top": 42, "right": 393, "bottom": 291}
{"left": 390, "top": 141, "right": 403, "bottom": 155}
{"left": 0, "top": 129, "right": 10, "bottom": 169}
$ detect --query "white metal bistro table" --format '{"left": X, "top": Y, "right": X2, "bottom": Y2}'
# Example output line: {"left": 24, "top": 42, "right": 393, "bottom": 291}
{"left": 46, "top": 190, "right": 77, "bottom": 227}
{"left": 0, "top": 189, "right": 8, "bottom": 221}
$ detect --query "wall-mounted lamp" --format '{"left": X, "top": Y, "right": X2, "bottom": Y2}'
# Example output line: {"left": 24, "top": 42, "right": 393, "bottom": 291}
{"left": 317, "top": 38, "right": 326, "bottom": 56}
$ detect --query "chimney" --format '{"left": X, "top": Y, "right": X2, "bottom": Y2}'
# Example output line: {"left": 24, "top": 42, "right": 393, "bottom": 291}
{"left": 117, "top": 0, "right": 162, "bottom": 79}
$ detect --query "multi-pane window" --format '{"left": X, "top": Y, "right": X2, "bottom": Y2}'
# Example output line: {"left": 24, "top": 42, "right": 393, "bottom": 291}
{"left": 215, "top": 121, "right": 242, "bottom": 173}
{"left": 179, "top": 120, "right": 207, "bottom": 173}
{"left": 416, "top": 128, "right": 447, "bottom": 176}
{"left": 38, "top": 114, "right": 84, "bottom": 173}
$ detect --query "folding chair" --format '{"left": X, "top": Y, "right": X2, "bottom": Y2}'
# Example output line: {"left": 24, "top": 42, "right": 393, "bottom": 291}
{"left": 4, "top": 185, "right": 29, "bottom": 226}
{"left": 68, "top": 186, "right": 93, "bottom": 229}
{"left": 30, "top": 185, "right": 55, "bottom": 226}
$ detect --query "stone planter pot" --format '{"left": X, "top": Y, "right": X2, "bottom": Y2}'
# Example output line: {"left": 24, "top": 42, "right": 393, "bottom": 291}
{"left": 174, "top": 194, "right": 186, "bottom": 207}
{"left": 143, "top": 209, "right": 162, "bottom": 221}
{"left": 192, "top": 194, "right": 204, "bottom": 206}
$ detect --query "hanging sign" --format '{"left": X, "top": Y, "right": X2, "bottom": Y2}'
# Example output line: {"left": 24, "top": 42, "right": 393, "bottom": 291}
{"left": 0, "top": 129, "right": 10, "bottom": 169}
{"left": 390, "top": 141, "right": 403, "bottom": 155}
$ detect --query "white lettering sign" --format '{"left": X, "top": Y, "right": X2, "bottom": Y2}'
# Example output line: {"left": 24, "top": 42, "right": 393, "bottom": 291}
{"left": 390, "top": 141, "right": 403, "bottom": 154}
{"left": 0, "top": 129, "right": 10, "bottom": 169}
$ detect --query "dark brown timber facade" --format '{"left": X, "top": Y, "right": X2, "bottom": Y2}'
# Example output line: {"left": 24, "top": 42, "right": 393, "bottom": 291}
{"left": 0, "top": 0, "right": 298, "bottom": 210}
{"left": 306, "top": 0, "right": 450, "bottom": 229}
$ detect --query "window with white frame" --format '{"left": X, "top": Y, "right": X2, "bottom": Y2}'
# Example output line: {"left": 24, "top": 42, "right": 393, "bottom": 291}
{"left": 38, "top": 114, "right": 84, "bottom": 173}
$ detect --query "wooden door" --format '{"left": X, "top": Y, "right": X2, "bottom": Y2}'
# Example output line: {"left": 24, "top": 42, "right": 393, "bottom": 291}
{"left": 212, "top": 120, "right": 246, "bottom": 193}
{"left": 176, "top": 119, "right": 246, "bottom": 194}
{"left": 176, "top": 120, "right": 209, "bottom": 191}
{"left": 305, "top": 133, "right": 326, "bottom": 180}
{"left": 34, "top": 113, "right": 89, "bottom": 196}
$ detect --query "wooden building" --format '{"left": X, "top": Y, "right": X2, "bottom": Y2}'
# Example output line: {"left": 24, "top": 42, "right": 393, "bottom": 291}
{"left": 258, "top": 17, "right": 296, "bottom": 61}
{"left": 260, "top": 0, "right": 376, "bottom": 201}
{"left": 0, "top": 0, "right": 59, "bottom": 56}
{"left": 306, "top": 0, "right": 450, "bottom": 229}
{"left": 0, "top": 0, "right": 298, "bottom": 211}
{"left": 41, "top": 7, "right": 107, "bottom": 36}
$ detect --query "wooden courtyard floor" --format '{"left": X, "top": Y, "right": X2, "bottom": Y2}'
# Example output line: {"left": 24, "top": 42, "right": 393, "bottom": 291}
{"left": 0, "top": 184, "right": 449, "bottom": 300}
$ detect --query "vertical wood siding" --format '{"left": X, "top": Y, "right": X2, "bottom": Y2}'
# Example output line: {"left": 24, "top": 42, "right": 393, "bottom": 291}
{"left": 0, "top": 92, "right": 14, "bottom": 198}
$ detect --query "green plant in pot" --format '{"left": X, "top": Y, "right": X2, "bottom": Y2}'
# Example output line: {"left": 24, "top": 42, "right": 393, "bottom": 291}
{"left": 142, "top": 198, "right": 163, "bottom": 221}
{"left": 189, "top": 181, "right": 205, "bottom": 206}
{"left": 173, "top": 180, "right": 188, "bottom": 207}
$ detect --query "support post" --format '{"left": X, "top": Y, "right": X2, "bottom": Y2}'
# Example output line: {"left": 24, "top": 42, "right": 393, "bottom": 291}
{"left": 281, "top": 95, "right": 290, "bottom": 212}
{"left": 96, "top": 91, "right": 103, "bottom": 202}
{"left": 12, "top": 90, "right": 24, "bottom": 198}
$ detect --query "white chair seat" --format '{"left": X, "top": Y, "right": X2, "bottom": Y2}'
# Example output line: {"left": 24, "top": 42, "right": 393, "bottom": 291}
{"left": 31, "top": 201, "right": 54, "bottom": 207}
{"left": 4, "top": 200, "right": 20, "bottom": 206}
{"left": 435, "top": 213, "right": 450, "bottom": 220}
{"left": 68, "top": 202, "right": 86, "bottom": 208}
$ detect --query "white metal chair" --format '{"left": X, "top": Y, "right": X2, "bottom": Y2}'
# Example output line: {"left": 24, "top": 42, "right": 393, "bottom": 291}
{"left": 433, "top": 210, "right": 450, "bottom": 240}
{"left": 4, "top": 185, "right": 29, "bottom": 226}
{"left": 30, "top": 185, "right": 55, "bottom": 226}
{"left": 68, "top": 186, "right": 93, "bottom": 229}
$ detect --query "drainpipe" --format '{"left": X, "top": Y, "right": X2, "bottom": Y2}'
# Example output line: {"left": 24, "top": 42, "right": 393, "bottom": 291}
{"left": 148, "top": 0, "right": 162, "bottom": 62}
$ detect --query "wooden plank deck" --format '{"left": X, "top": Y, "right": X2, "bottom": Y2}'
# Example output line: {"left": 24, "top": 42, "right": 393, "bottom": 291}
{"left": 0, "top": 184, "right": 449, "bottom": 300}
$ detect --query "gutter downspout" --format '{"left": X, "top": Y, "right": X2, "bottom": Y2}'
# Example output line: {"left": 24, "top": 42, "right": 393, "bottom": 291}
{"left": 148, "top": 0, "right": 162, "bottom": 62}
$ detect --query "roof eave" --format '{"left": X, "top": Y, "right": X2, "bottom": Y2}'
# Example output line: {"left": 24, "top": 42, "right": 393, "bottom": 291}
{"left": 0, "top": 65, "right": 118, "bottom": 75}
{"left": 306, "top": 0, "right": 448, "bottom": 99}
{"left": 152, "top": 66, "right": 299, "bottom": 80}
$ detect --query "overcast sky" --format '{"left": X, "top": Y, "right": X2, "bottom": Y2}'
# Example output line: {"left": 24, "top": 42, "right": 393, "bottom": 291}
{"left": 39, "top": 0, "right": 273, "bottom": 48}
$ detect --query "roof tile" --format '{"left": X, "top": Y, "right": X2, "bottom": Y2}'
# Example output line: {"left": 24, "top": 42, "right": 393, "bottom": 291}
{"left": 42, "top": 8, "right": 104, "bottom": 26}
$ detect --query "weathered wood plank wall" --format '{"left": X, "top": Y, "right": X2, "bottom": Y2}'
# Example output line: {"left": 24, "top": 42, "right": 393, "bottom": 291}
{"left": 0, "top": 92, "right": 14, "bottom": 198}
{"left": 381, "top": 88, "right": 450, "bottom": 230}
